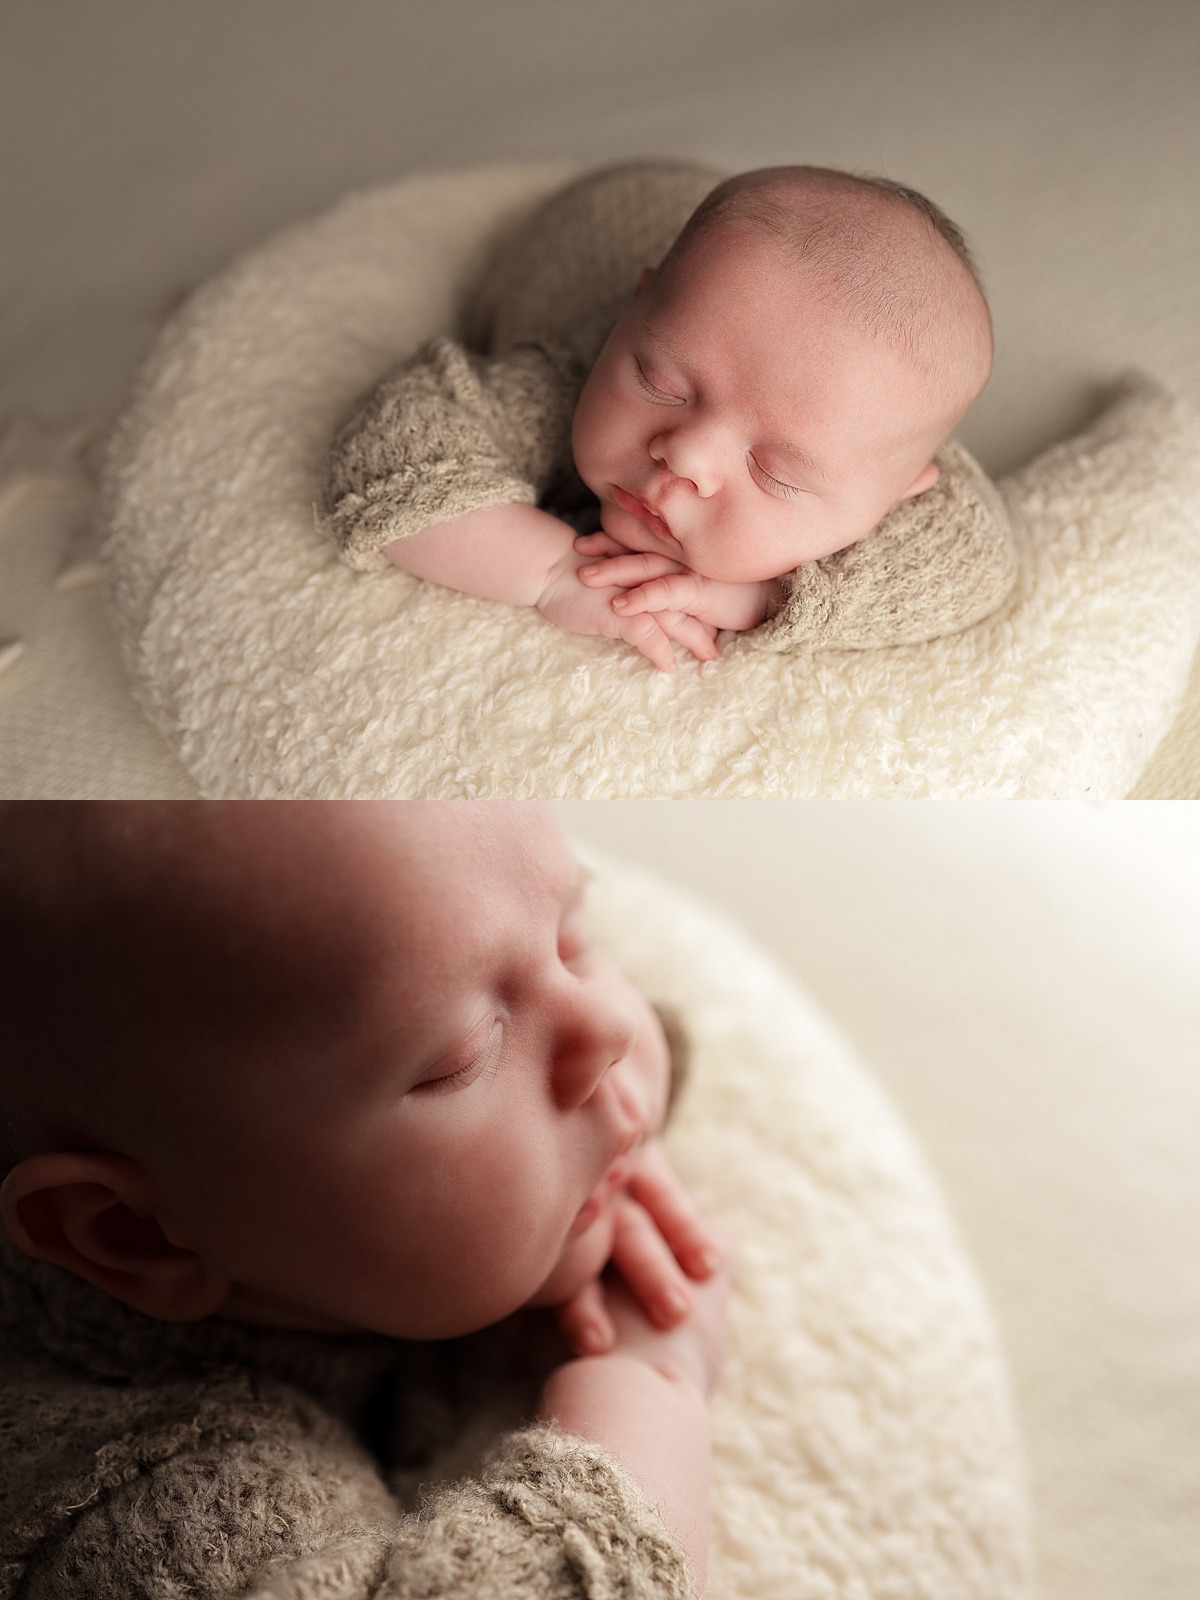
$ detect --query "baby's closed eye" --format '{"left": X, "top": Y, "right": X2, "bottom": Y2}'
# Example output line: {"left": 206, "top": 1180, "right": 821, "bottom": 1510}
{"left": 633, "top": 360, "right": 686, "bottom": 406}
{"left": 414, "top": 1019, "right": 504, "bottom": 1095}
{"left": 747, "top": 454, "right": 806, "bottom": 499}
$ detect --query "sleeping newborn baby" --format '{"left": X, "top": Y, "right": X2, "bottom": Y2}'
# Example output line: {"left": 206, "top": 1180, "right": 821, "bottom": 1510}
{"left": 0, "top": 801, "right": 726, "bottom": 1596}
{"left": 325, "top": 162, "right": 1015, "bottom": 671}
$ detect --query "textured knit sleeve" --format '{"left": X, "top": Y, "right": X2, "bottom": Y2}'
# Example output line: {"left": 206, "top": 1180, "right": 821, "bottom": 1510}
{"left": 379, "top": 1426, "right": 695, "bottom": 1600}
{"left": 751, "top": 439, "right": 1018, "bottom": 651}
{"left": 322, "top": 336, "right": 584, "bottom": 573}
{"left": 15, "top": 1378, "right": 690, "bottom": 1600}
{"left": 15, "top": 1379, "right": 400, "bottom": 1600}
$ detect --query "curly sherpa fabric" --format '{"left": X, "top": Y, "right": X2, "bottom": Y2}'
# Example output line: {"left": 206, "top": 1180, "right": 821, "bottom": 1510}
{"left": 323, "top": 162, "right": 1017, "bottom": 650}
{"left": 98, "top": 164, "right": 1200, "bottom": 797}
{"left": 0, "top": 852, "right": 1031, "bottom": 1599}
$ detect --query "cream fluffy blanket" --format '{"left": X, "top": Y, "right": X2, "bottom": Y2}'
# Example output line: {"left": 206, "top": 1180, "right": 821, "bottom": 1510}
{"left": 585, "top": 851, "right": 1032, "bottom": 1598}
{"left": 99, "top": 165, "right": 1200, "bottom": 797}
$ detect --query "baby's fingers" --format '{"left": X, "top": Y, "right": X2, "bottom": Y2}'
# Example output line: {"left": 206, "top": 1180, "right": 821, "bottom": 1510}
{"left": 554, "top": 1277, "right": 616, "bottom": 1357}
{"left": 611, "top": 573, "right": 705, "bottom": 616}
{"left": 627, "top": 1142, "right": 724, "bottom": 1280}
{"left": 616, "top": 612, "right": 678, "bottom": 673}
{"left": 657, "top": 610, "right": 720, "bottom": 663}
{"left": 611, "top": 1193, "right": 694, "bottom": 1328}
{"left": 578, "top": 553, "right": 683, "bottom": 588}
{"left": 574, "top": 531, "right": 627, "bottom": 557}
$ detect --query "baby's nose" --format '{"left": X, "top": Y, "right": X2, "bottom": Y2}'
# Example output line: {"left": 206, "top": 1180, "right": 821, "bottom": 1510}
{"left": 649, "top": 431, "right": 716, "bottom": 498}
{"left": 552, "top": 988, "right": 637, "bottom": 1110}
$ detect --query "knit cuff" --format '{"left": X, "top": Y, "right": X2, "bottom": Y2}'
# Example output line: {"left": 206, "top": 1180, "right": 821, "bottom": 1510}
{"left": 321, "top": 462, "right": 537, "bottom": 573}
{"left": 383, "top": 1425, "right": 695, "bottom": 1599}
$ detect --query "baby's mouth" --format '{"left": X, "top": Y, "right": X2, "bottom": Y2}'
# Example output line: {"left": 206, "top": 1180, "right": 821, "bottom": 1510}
{"left": 610, "top": 485, "right": 678, "bottom": 547}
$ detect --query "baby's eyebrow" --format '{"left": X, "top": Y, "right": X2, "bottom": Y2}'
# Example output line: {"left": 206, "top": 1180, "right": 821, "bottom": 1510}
{"left": 638, "top": 321, "right": 689, "bottom": 368}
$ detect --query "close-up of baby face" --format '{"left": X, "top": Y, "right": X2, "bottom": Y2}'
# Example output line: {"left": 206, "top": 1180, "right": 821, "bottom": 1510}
{"left": 1, "top": 802, "right": 672, "bottom": 1341}
{"left": 206, "top": 801, "right": 673, "bottom": 1338}
{"left": 571, "top": 221, "right": 960, "bottom": 584}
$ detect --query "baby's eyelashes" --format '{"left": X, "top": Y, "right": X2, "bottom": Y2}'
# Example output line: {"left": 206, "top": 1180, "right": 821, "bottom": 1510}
{"left": 413, "top": 1019, "right": 503, "bottom": 1095}
{"left": 747, "top": 454, "right": 805, "bottom": 500}
{"left": 633, "top": 360, "right": 686, "bottom": 406}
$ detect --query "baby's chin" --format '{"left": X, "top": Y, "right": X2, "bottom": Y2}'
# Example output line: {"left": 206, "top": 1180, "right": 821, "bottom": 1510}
{"left": 523, "top": 1205, "right": 618, "bottom": 1311}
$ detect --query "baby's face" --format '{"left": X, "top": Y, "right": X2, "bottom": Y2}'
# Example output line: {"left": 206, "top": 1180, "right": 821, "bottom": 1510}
{"left": 141, "top": 803, "right": 672, "bottom": 1340}
{"left": 572, "top": 223, "right": 950, "bottom": 583}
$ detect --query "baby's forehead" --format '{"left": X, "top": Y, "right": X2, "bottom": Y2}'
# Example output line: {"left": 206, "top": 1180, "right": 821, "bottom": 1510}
{"left": 3, "top": 798, "right": 565, "bottom": 1019}
{"left": 1, "top": 802, "right": 368, "bottom": 1078}
{"left": 1, "top": 803, "right": 572, "bottom": 1162}
{"left": 657, "top": 208, "right": 989, "bottom": 423}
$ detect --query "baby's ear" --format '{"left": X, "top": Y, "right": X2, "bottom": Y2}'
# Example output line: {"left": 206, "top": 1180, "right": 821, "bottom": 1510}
{"left": 0, "top": 1151, "right": 230, "bottom": 1321}
{"left": 899, "top": 461, "right": 940, "bottom": 501}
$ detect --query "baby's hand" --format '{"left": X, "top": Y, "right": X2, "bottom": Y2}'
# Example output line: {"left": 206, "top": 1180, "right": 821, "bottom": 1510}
{"left": 537, "top": 555, "right": 719, "bottom": 673}
{"left": 602, "top": 1241, "right": 733, "bottom": 1398}
{"left": 555, "top": 1141, "right": 725, "bottom": 1357}
{"left": 578, "top": 550, "right": 778, "bottom": 634}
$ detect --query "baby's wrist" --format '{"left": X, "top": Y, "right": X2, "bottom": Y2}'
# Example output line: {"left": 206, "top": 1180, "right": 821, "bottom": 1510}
{"left": 540, "top": 1348, "right": 709, "bottom": 1416}
{"left": 538, "top": 1352, "right": 711, "bottom": 1589}
{"left": 535, "top": 548, "right": 586, "bottom": 617}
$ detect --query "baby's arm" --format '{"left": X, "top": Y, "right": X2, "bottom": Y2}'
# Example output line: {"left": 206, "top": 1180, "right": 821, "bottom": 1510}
{"left": 385, "top": 505, "right": 719, "bottom": 673}
{"left": 384, "top": 502, "right": 578, "bottom": 606}
{"left": 538, "top": 1259, "right": 730, "bottom": 1593}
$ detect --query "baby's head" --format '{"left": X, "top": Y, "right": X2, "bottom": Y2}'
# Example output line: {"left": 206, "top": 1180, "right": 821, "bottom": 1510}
{"left": 572, "top": 165, "right": 994, "bottom": 583}
{"left": 0, "top": 802, "right": 670, "bottom": 1338}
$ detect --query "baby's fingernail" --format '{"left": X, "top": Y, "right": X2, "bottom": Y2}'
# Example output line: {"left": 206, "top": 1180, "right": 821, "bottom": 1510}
{"left": 661, "top": 1288, "right": 690, "bottom": 1320}
{"left": 697, "top": 1246, "right": 723, "bottom": 1275}
{"left": 581, "top": 565, "right": 598, "bottom": 577}
{"left": 578, "top": 1323, "right": 608, "bottom": 1355}
{"left": 612, "top": 595, "right": 629, "bottom": 609}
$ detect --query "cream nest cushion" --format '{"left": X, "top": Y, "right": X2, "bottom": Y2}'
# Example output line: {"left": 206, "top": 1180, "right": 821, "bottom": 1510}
{"left": 100, "top": 165, "right": 1200, "bottom": 798}
{"left": 578, "top": 852, "right": 1030, "bottom": 1597}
